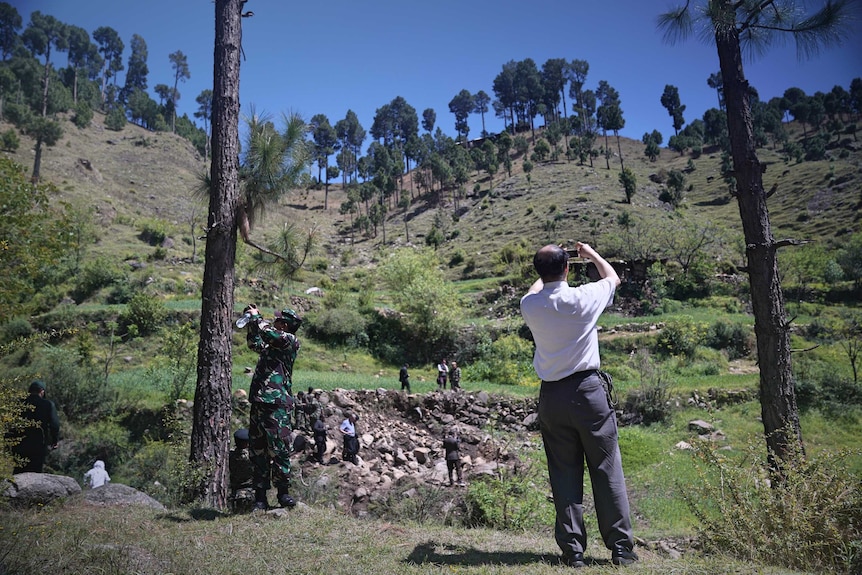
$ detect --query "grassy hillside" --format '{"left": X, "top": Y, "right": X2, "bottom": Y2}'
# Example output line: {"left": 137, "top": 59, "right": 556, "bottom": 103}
{"left": 4, "top": 111, "right": 860, "bottom": 296}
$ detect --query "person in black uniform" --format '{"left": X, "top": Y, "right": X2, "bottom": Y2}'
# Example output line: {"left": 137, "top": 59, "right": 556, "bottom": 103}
{"left": 12, "top": 380, "right": 60, "bottom": 473}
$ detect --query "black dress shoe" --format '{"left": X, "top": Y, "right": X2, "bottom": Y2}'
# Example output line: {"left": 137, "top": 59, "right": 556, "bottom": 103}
{"left": 611, "top": 545, "right": 639, "bottom": 565}
{"left": 561, "top": 552, "right": 586, "bottom": 568}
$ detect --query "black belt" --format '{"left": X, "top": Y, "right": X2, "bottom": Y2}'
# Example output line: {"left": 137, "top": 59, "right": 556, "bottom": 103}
{"left": 543, "top": 369, "right": 599, "bottom": 384}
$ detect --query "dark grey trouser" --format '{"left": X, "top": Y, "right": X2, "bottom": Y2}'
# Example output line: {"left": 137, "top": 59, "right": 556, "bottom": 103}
{"left": 538, "top": 371, "right": 634, "bottom": 556}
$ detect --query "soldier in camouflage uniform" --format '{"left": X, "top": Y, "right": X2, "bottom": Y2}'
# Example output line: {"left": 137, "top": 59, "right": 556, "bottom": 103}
{"left": 228, "top": 428, "right": 255, "bottom": 512}
{"left": 293, "top": 391, "right": 311, "bottom": 433}
{"left": 243, "top": 305, "right": 303, "bottom": 510}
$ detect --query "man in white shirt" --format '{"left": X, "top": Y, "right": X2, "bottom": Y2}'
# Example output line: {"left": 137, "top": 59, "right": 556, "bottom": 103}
{"left": 520, "top": 243, "right": 637, "bottom": 568}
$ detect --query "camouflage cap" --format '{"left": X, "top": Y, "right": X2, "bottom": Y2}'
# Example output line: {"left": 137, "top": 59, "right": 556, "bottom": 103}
{"left": 275, "top": 308, "right": 303, "bottom": 329}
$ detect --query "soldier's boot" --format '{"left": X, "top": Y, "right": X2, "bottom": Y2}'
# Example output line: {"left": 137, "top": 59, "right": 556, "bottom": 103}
{"left": 277, "top": 489, "right": 296, "bottom": 508}
{"left": 253, "top": 488, "right": 268, "bottom": 511}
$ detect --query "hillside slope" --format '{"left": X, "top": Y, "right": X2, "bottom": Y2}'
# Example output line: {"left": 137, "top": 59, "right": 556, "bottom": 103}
{"left": 4, "top": 112, "right": 860, "bottom": 293}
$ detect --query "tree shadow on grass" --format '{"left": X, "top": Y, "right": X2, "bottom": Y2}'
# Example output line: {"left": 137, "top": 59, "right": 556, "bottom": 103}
{"left": 404, "top": 541, "right": 556, "bottom": 568}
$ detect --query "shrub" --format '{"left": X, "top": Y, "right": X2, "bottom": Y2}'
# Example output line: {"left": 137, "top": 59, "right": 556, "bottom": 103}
{"left": 622, "top": 350, "right": 673, "bottom": 425}
{"left": 469, "top": 334, "right": 535, "bottom": 386}
{"left": 138, "top": 219, "right": 168, "bottom": 246}
{"left": 0, "top": 317, "right": 34, "bottom": 345}
{"left": 121, "top": 293, "right": 167, "bottom": 336}
{"left": 24, "top": 345, "right": 116, "bottom": 424}
{"left": 307, "top": 307, "right": 369, "bottom": 348}
{"left": 0, "top": 128, "right": 19, "bottom": 151}
{"left": 72, "top": 101, "right": 93, "bottom": 128}
{"left": 655, "top": 316, "right": 705, "bottom": 358}
{"left": 463, "top": 462, "right": 553, "bottom": 530}
{"left": 705, "top": 320, "right": 754, "bottom": 360}
{"left": 71, "top": 257, "right": 125, "bottom": 302}
{"left": 104, "top": 107, "right": 126, "bottom": 131}
{"left": 685, "top": 440, "right": 862, "bottom": 574}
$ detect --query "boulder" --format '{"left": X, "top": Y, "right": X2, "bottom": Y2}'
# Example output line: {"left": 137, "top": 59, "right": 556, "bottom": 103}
{"left": 4, "top": 472, "right": 81, "bottom": 506}
{"left": 83, "top": 483, "right": 166, "bottom": 510}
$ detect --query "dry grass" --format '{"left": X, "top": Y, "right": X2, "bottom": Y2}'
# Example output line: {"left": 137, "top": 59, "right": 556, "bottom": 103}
{"left": 0, "top": 498, "right": 811, "bottom": 575}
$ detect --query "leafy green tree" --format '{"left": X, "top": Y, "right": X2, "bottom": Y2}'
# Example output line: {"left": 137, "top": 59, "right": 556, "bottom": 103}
{"left": 0, "top": 2, "right": 21, "bottom": 61}
{"left": 448, "top": 89, "right": 473, "bottom": 145}
{"left": 642, "top": 129, "right": 662, "bottom": 161}
{"left": 660, "top": 84, "right": 686, "bottom": 135}
{"left": 65, "top": 25, "right": 95, "bottom": 104}
{"left": 596, "top": 80, "right": 624, "bottom": 169}
{"left": 92, "top": 26, "right": 123, "bottom": 106}
{"left": 566, "top": 59, "right": 590, "bottom": 132}
{"left": 541, "top": 57, "right": 567, "bottom": 123}
{"left": 619, "top": 166, "right": 637, "bottom": 203}
{"left": 421, "top": 107, "right": 435, "bottom": 133}
{"left": 659, "top": 0, "right": 852, "bottom": 467}
{"left": 168, "top": 50, "right": 190, "bottom": 133}
{"left": 379, "top": 248, "right": 463, "bottom": 359}
{"left": 0, "top": 157, "right": 72, "bottom": 318}
{"left": 194, "top": 89, "right": 213, "bottom": 160}
{"left": 836, "top": 232, "right": 862, "bottom": 288}
{"left": 492, "top": 60, "right": 518, "bottom": 132}
{"left": 334, "top": 109, "right": 366, "bottom": 185}
{"left": 472, "top": 90, "right": 491, "bottom": 137}
{"left": 531, "top": 138, "right": 550, "bottom": 162}
{"left": 22, "top": 10, "right": 67, "bottom": 117}
{"left": 104, "top": 106, "right": 125, "bottom": 131}
{"left": 515, "top": 58, "right": 544, "bottom": 139}
{"left": 496, "top": 130, "right": 513, "bottom": 175}
{"left": 309, "top": 113, "right": 339, "bottom": 208}
{"left": 122, "top": 34, "right": 148, "bottom": 104}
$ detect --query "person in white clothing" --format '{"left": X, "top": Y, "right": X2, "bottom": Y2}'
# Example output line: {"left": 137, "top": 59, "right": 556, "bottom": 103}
{"left": 84, "top": 460, "right": 111, "bottom": 488}
{"left": 520, "top": 243, "right": 637, "bottom": 568}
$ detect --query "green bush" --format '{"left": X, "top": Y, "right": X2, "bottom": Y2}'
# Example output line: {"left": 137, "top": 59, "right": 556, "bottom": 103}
{"left": 138, "top": 219, "right": 168, "bottom": 246}
{"left": 463, "top": 463, "right": 553, "bottom": 530}
{"left": 104, "top": 107, "right": 126, "bottom": 131}
{"left": 622, "top": 350, "right": 673, "bottom": 425}
{"left": 72, "top": 101, "right": 93, "bottom": 128}
{"left": 469, "top": 334, "right": 535, "bottom": 386}
{"left": 705, "top": 320, "right": 754, "bottom": 360}
{"left": 307, "top": 307, "right": 370, "bottom": 348}
{"left": 0, "top": 317, "right": 34, "bottom": 345}
{"left": 0, "top": 128, "right": 19, "bottom": 151}
{"left": 655, "top": 316, "right": 706, "bottom": 358}
{"left": 24, "top": 346, "right": 117, "bottom": 424}
{"left": 71, "top": 257, "right": 125, "bottom": 302}
{"left": 685, "top": 440, "right": 862, "bottom": 574}
{"left": 121, "top": 293, "right": 167, "bottom": 336}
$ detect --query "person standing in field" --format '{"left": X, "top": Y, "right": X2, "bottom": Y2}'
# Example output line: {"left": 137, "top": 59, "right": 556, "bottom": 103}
{"left": 520, "top": 243, "right": 638, "bottom": 568}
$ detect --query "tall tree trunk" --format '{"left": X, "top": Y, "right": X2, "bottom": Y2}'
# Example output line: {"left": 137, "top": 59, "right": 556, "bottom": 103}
{"left": 31, "top": 136, "right": 43, "bottom": 183}
{"left": 190, "top": 0, "right": 243, "bottom": 508}
{"left": 615, "top": 132, "right": 624, "bottom": 170}
{"left": 715, "top": 10, "right": 803, "bottom": 467}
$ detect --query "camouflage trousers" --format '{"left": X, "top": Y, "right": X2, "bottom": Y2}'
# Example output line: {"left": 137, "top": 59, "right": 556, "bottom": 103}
{"left": 249, "top": 403, "right": 293, "bottom": 492}
{"left": 229, "top": 487, "right": 256, "bottom": 513}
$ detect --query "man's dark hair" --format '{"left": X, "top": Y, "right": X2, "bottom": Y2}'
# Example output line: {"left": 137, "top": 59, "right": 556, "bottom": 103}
{"left": 533, "top": 245, "right": 568, "bottom": 280}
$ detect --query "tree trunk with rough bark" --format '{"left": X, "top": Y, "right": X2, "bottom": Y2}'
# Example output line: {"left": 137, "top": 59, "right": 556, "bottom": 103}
{"left": 189, "top": 0, "right": 243, "bottom": 508}
{"left": 714, "top": 9, "right": 803, "bottom": 465}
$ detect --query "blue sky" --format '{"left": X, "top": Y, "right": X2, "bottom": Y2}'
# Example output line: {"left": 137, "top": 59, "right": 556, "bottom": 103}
{"left": 13, "top": 0, "right": 862, "bottom": 149}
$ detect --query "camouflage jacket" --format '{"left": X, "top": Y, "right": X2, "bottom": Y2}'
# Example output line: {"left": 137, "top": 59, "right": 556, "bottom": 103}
{"left": 247, "top": 317, "right": 300, "bottom": 407}
{"left": 229, "top": 447, "right": 254, "bottom": 490}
